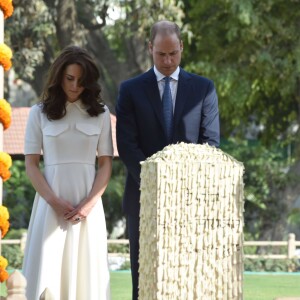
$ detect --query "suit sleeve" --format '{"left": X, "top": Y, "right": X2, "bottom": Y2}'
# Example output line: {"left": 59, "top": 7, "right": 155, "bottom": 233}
{"left": 199, "top": 81, "right": 220, "bottom": 147}
{"left": 116, "top": 82, "right": 146, "bottom": 185}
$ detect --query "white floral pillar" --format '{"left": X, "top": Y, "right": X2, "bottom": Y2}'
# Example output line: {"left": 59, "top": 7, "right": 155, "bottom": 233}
{"left": 139, "top": 143, "right": 244, "bottom": 300}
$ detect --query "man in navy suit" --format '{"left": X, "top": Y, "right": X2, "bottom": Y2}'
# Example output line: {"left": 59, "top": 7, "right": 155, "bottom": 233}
{"left": 116, "top": 20, "right": 220, "bottom": 299}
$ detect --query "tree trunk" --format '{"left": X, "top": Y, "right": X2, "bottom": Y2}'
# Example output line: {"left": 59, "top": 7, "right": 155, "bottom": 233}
{"left": 56, "top": 0, "right": 84, "bottom": 48}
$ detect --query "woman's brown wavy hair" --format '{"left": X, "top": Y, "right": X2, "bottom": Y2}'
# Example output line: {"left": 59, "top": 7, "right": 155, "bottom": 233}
{"left": 41, "top": 45, "right": 105, "bottom": 120}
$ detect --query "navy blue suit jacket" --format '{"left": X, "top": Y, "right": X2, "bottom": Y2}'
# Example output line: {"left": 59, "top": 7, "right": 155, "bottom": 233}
{"left": 116, "top": 67, "right": 220, "bottom": 215}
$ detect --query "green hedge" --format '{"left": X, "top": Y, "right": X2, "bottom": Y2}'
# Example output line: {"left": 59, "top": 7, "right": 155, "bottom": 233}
{"left": 244, "top": 257, "right": 300, "bottom": 272}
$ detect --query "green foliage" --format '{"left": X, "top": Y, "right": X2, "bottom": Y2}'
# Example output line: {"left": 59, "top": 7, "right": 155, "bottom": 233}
{"left": 3, "top": 228, "right": 27, "bottom": 239}
{"left": 221, "top": 138, "right": 294, "bottom": 238}
{"left": 119, "top": 259, "right": 131, "bottom": 270}
{"left": 3, "top": 161, "right": 36, "bottom": 229}
{"left": 2, "top": 229, "right": 26, "bottom": 270}
{"left": 6, "top": 0, "right": 56, "bottom": 81}
{"left": 288, "top": 208, "right": 300, "bottom": 226}
{"left": 5, "top": 0, "right": 186, "bottom": 104}
{"left": 1, "top": 245, "right": 24, "bottom": 270}
{"left": 183, "top": 0, "right": 300, "bottom": 145}
{"left": 244, "top": 258, "right": 300, "bottom": 272}
{"left": 187, "top": 0, "right": 300, "bottom": 239}
{"left": 102, "top": 159, "right": 126, "bottom": 236}
{"left": 108, "top": 243, "right": 129, "bottom": 254}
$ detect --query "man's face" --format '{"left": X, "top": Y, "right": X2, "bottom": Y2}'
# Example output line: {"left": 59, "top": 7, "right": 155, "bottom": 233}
{"left": 149, "top": 33, "right": 183, "bottom": 76}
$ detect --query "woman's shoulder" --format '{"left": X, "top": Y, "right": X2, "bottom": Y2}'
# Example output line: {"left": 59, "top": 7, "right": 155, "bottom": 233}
{"left": 26, "top": 103, "right": 45, "bottom": 127}
{"left": 29, "top": 103, "right": 43, "bottom": 113}
{"left": 93, "top": 105, "right": 111, "bottom": 127}
{"left": 28, "top": 103, "right": 43, "bottom": 118}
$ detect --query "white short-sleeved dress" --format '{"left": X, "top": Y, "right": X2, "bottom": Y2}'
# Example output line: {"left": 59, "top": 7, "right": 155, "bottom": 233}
{"left": 22, "top": 100, "right": 113, "bottom": 300}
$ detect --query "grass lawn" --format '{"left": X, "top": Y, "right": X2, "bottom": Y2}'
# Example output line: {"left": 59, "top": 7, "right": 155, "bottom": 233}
{"left": 110, "top": 271, "right": 132, "bottom": 300}
{"left": 110, "top": 272, "right": 300, "bottom": 300}
{"left": 244, "top": 273, "right": 300, "bottom": 300}
{"left": 2, "top": 271, "right": 299, "bottom": 299}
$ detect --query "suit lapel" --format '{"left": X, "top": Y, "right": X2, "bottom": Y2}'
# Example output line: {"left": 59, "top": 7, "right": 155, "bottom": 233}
{"left": 143, "top": 69, "right": 165, "bottom": 131}
{"left": 173, "top": 69, "right": 191, "bottom": 129}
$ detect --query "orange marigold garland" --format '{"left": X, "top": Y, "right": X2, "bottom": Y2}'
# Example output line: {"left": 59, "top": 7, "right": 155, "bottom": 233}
{"left": 0, "top": 152, "right": 12, "bottom": 169}
{"left": 0, "top": 267, "right": 9, "bottom": 282}
{"left": 0, "top": 0, "right": 14, "bottom": 284}
{"left": 0, "top": 152, "right": 12, "bottom": 182}
{"left": 0, "top": 0, "right": 13, "bottom": 19}
{"left": 0, "top": 98, "right": 11, "bottom": 129}
{"left": 0, "top": 256, "right": 8, "bottom": 269}
{"left": 0, "top": 210, "right": 10, "bottom": 281}
{"left": 0, "top": 43, "right": 12, "bottom": 71}
{"left": 0, "top": 205, "right": 10, "bottom": 238}
{"left": 0, "top": 255, "right": 8, "bottom": 281}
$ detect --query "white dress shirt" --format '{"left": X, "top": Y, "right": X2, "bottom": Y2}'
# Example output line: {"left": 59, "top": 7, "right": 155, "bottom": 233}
{"left": 154, "top": 66, "right": 180, "bottom": 113}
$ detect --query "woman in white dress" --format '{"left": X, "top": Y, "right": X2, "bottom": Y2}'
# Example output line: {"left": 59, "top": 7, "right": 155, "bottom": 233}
{"left": 22, "top": 46, "right": 113, "bottom": 300}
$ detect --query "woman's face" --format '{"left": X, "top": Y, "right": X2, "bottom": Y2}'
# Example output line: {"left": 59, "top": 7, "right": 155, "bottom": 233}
{"left": 61, "top": 64, "right": 85, "bottom": 102}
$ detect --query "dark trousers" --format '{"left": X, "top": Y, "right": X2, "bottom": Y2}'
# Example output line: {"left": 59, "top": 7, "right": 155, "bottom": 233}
{"left": 127, "top": 213, "right": 140, "bottom": 300}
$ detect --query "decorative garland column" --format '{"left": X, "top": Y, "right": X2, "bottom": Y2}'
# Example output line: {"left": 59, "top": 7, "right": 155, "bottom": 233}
{"left": 0, "top": 0, "right": 14, "bottom": 283}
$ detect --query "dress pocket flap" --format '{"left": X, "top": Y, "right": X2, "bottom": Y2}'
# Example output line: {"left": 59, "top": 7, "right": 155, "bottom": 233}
{"left": 43, "top": 124, "right": 69, "bottom": 136}
{"left": 75, "top": 123, "right": 101, "bottom": 135}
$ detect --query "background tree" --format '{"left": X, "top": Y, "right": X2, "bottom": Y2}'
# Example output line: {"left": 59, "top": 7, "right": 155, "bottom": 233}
{"left": 182, "top": 0, "right": 300, "bottom": 240}
{"left": 183, "top": 0, "right": 299, "bottom": 144}
{"left": 7, "top": 0, "right": 184, "bottom": 112}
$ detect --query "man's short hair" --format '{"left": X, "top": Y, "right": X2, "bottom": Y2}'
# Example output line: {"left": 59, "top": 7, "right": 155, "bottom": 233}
{"left": 150, "top": 21, "right": 181, "bottom": 44}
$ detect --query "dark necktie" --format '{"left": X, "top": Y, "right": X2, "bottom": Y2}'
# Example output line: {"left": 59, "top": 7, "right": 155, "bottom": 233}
{"left": 162, "top": 77, "right": 173, "bottom": 143}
